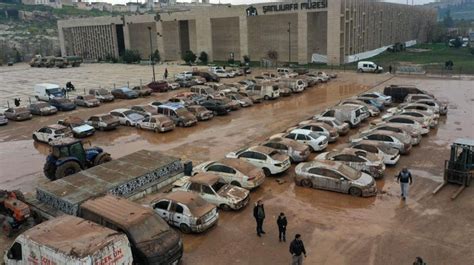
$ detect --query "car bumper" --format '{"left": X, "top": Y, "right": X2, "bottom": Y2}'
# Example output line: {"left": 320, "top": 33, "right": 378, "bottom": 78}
{"left": 338, "top": 126, "right": 350, "bottom": 135}
{"left": 199, "top": 113, "right": 214, "bottom": 121}
{"left": 311, "top": 141, "right": 328, "bottom": 152}
{"left": 362, "top": 186, "right": 378, "bottom": 197}
{"left": 192, "top": 214, "right": 219, "bottom": 233}
{"left": 384, "top": 153, "right": 400, "bottom": 165}
{"left": 271, "top": 161, "right": 291, "bottom": 174}
{"left": 291, "top": 152, "right": 310, "bottom": 163}
{"left": 0, "top": 119, "right": 8, "bottom": 125}
{"left": 411, "top": 134, "right": 421, "bottom": 145}
{"left": 421, "top": 127, "right": 430, "bottom": 135}
{"left": 75, "top": 130, "right": 95, "bottom": 138}
{"left": 231, "top": 194, "right": 250, "bottom": 210}
{"left": 160, "top": 125, "right": 175, "bottom": 132}
{"left": 328, "top": 135, "right": 338, "bottom": 143}
{"left": 400, "top": 144, "right": 412, "bottom": 155}
{"left": 246, "top": 175, "right": 266, "bottom": 189}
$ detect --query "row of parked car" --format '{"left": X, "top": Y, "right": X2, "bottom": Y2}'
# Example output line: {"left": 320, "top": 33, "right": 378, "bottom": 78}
{"left": 149, "top": 84, "right": 449, "bottom": 235}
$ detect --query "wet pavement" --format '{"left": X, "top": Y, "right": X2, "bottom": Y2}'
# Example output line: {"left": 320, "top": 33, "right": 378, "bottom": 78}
{"left": 0, "top": 64, "right": 473, "bottom": 265}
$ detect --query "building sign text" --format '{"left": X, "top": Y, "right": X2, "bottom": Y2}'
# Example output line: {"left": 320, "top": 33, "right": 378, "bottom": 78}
{"left": 262, "top": 0, "right": 328, "bottom": 14}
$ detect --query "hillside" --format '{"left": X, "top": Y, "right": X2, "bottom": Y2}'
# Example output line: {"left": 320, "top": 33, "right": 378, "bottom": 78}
{"left": 437, "top": 2, "right": 474, "bottom": 20}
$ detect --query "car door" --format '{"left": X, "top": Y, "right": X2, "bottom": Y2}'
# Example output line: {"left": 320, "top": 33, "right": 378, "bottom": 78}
{"left": 168, "top": 202, "right": 186, "bottom": 227}
{"left": 141, "top": 116, "right": 150, "bottom": 129}
{"left": 296, "top": 134, "right": 310, "bottom": 146}
{"left": 37, "top": 128, "right": 48, "bottom": 142}
{"left": 307, "top": 167, "right": 329, "bottom": 189}
{"left": 152, "top": 200, "right": 171, "bottom": 223}
{"left": 238, "top": 151, "right": 259, "bottom": 167}
{"left": 333, "top": 154, "right": 365, "bottom": 172}
{"left": 202, "top": 184, "right": 221, "bottom": 206}
{"left": 324, "top": 169, "right": 349, "bottom": 193}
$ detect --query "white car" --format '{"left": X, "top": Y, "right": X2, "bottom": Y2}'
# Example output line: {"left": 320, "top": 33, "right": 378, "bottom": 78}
{"left": 274, "top": 129, "right": 328, "bottom": 152}
{"left": 110, "top": 108, "right": 146, "bottom": 126}
{"left": 312, "top": 117, "right": 350, "bottom": 136}
{"left": 382, "top": 115, "right": 429, "bottom": 135}
{"left": 214, "top": 69, "right": 234, "bottom": 78}
{"left": 351, "top": 130, "right": 412, "bottom": 154}
{"left": 58, "top": 117, "right": 95, "bottom": 138}
{"left": 136, "top": 115, "right": 175, "bottom": 133}
{"left": 149, "top": 190, "right": 219, "bottom": 233}
{"left": 415, "top": 99, "right": 448, "bottom": 115}
{"left": 32, "top": 124, "right": 72, "bottom": 144}
{"left": 350, "top": 140, "right": 400, "bottom": 165}
{"left": 365, "top": 123, "right": 421, "bottom": 146}
{"left": 383, "top": 110, "right": 437, "bottom": 128}
{"left": 226, "top": 146, "right": 291, "bottom": 176}
{"left": 173, "top": 174, "right": 250, "bottom": 211}
{"left": 386, "top": 103, "right": 439, "bottom": 119}
{"left": 193, "top": 158, "right": 266, "bottom": 189}
{"left": 286, "top": 123, "right": 338, "bottom": 142}
{"left": 175, "top": 71, "right": 193, "bottom": 80}
{"left": 359, "top": 92, "right": 392, "bottom": 106}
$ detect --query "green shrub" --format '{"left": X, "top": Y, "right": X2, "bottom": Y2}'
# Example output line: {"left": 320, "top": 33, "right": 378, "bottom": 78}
{"left": 198, "top": 51, "right": 208, "bottom": 64}
{"left": 151, "top": 49, "right": 160, "bottom": 62}
{"left": 121, "top": 49, "right": 141, "bottom": 64}
{"left": 182, "top": 50, "right": 196, "bottom": 64}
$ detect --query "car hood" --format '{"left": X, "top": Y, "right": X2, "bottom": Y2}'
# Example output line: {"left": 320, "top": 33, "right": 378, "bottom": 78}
{"left": 41, "top": 106, "right": 57, "bottom": 112}
{"left": 217, "top": 184, "right": 249, "bottom": 203}
{"left": 353, "top": 172, "right": 374, "bottom": 187}
{"left": 73, "top": 124, "right": 94, "bottom": 133}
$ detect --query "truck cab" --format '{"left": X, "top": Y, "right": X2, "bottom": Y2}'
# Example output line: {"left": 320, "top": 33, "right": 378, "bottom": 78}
{"left": 34, "top": 83, "right": 64, "bottom": 101}
{"left": 79, "top": 195, "right": 183, "bottom": 265}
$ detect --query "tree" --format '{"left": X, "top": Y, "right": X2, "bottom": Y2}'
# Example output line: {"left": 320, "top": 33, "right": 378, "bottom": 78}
{"left": 182, "top": 50, "right": 196, "bottom": 64}
{"left": 198, "top": 51, "right": 208, "bottom": 65}
{"left": 121, "top": 49, "right": 141, "bottom": 64}
{"left": 151, "top": 49, "right": 160, "bottom": 62}
{"left": 470, "top": 48, "right": 474, "bottom": 56}
{"left": 267, "top": 50, "right": 278, "bottom": 61}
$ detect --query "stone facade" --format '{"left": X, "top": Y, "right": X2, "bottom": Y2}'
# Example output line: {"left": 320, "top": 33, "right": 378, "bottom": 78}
{"left": 58, "top": 0, "right": 437, "bottom": 65}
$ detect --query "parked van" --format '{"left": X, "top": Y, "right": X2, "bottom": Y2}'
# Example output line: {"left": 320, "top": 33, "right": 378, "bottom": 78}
{"left": 278, "top": 78, "right": 305, "bottom": 93}
{"left": 79, "top": 195, "right": 183, "bottom": 265}
{"left": 357, "top": 61, "right": 383, "bottom": 73}
{"left": 157, "top": 103, "right": 197, "bottom": 127}
{"left": 190, "top": 85, "right": 217, "bottom": 99}
{"left": 4, "top": 215, "right": 133, "bottom": 265}
{"left": 316, "top": 105, "right": 362, "bottom": 127}
{"left": 34, "top": 83, "right": 64, "bottom": 101}
{"left": 248, "top": 83, "right": 280, "bottom": 100}
{"left": 89, "top": 88, "right": 114, "bottom": 102}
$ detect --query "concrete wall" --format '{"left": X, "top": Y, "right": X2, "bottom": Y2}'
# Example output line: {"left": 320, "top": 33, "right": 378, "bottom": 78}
{"left": 247, "top": 13, "right": 298, "bottom": 63}
{"left": 211, "top": 17, "right": 240, "bottom": 61}
{"left": 307, "top": 12, "right": 327, "bottom": 57}
{"left": 128, "top": 22, "right": 157, "bottom": 59}
{"left": 162, "top": 21, "right": 180, "bottom": 61}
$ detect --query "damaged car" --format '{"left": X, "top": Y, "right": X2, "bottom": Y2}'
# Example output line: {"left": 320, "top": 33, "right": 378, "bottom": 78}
{"left": 74, "top": 95, "right": 101, "bottom": 108}
{"left": 350, "top": 140, "right": 400, "bottom": 165}
{"left": 261, "top": 137, "right": 311, "bottom": 163}
{"left": 136, "top": 114, "right": 175, "bottom": 133}
{"left": 28, "top": 102, "right": 58, "bottom": 116}
{"left": 226, "top": 146, "right": 291, "bottom": 176}
{"left": 86, "top": 114, "right": 120, "bottom": 131}
{"left": 3, "top": 107, "right": 32, "bottom": 121}
{"left": 187, "top": 105, "right": 214, "bottom": 121}
{"left": 58, "top": 116, "right": 95, "bottom": 138}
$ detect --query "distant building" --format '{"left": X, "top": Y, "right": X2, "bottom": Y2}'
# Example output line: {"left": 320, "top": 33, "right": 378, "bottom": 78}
{"left": 112, "top": 4, "right": 128, "bottom": 12}
{"left": 22, "top": 0, "right": 63, "bottom": 8}
{"left": 90, "top": 2, "right": 113, "bottom": 12}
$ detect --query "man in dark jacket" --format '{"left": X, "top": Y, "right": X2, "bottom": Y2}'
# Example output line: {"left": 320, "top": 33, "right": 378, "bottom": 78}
{"left": 277, "top": 212, "right": 287, "bottom": 242}
{"left": 253, "top": 200, "right": 265, "bottom": 237}
{"left": 289, "top": 234, "right": 306, "bottom": 265}
{"left": 396, "top": 167, "right": 413, "bottom": 200}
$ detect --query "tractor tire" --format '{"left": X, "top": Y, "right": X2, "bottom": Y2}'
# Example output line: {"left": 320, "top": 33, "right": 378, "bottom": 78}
{"left": 93, "top": 152, "right": 111, "bottom": 166}
{"left": 43, "top": 161, "right": 57, "bottom": 181}
{"left": 12, "top": 190, "right": 25, "bottom": 201}
{"left": 54, "top": 161, "right": 81, "bottom": 180}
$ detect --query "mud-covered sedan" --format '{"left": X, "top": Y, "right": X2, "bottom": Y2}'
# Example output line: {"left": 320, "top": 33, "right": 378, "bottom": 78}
{"left": 3, "top": 107, "right": 32, "bottom": 121}
{"left": 28, "top": 102, "right": 57, "bottom": 116}
{"left": 261, "top": 137, "right": 310, "bottom": 163}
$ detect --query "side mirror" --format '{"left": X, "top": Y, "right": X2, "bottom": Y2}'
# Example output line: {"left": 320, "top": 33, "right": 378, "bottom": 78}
{"left": 340, "top": 177, "right": 345, "bottom": 181}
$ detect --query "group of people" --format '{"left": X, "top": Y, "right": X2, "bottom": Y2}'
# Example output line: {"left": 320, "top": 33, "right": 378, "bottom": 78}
{"left": 252, "top": 167, "right": 417, "bottom": 265}
{"left": 253, "top": 200, "right": 307, "bottom": 265}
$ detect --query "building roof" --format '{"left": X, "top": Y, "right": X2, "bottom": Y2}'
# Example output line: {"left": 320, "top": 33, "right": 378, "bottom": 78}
{"left": 23, "top": 215, "right": 123, "bottom": 257}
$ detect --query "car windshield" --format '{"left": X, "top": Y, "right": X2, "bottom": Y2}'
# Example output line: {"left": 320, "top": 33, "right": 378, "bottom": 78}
{"left": 55, "top": 128, "right": 68, "bottom": 134}
{"left": 125, "top": 112, "right": 143, "bottom": 121}
{"left": 211, "top": 181, "right": 226, "bottom": 192}
{"left": 269, "top": 151, "right": 280, "bottom": 159}
{"left": 232, "top": 94, "right": 243, "bottom": 100}
{"left": 309, "top": 132, "right": 321, "bottom": 139}
{"left": 34, "top": 103, "right": 49, "bottom": 108}
{"left": 98, "top": 89, "right": 109, "bottom": 95}
{"left": 337, "top": 164, "right": 361, "bottom": 180}
{"left": 48, "top": 88, "right": 61, "bottom": 94}
{"left": 101, "top": 115, "right": 115, "bottom": 122}
{"left": 84, "top": 95, "right": 95, "bottom": 100}
{"left": 129, "top": 214, "right": 170, "bottom": 243}
{"left": 55, "top": 98, "right": 69, "bottom": 103}
{"left": 175, "top": 108, "right": 188, "bottom": 115}
{"left": 121, "top": 87, "right": 132, "bottom": 92}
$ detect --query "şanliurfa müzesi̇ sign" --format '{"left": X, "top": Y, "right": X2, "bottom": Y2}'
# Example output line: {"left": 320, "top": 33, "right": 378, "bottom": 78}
{"left": 262, "top": 0, "right": 328, "bottom": 14}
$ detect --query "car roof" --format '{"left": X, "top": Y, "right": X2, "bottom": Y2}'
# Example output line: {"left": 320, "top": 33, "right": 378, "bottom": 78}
{"left": 290, "top": 129, "right": 312, "bottom": 135}
{"left": 156, "top": 191, "right": 214, "bottom": 217}
{"left": 46, "top": 124, "right": 67, "bottom": 130}
{"left": 111, "top": 108, "right": 130, "bottom": 113}
{"left": 190, "top": 172, "right": 220, "bottom": 185}
{"left": 302, "top": 160, "right": 343, "bottom": 170}
{"left": 36, "top": 83, "right": 60, "bottom": 89}
{"left": 219, "top": 158, "right": 256, "bottom": 173}
{"left": 160, "top": 103, "right": 185, "bottom": 110}
{"left": 248, "top": 145, "right": 274, "bottom": 154}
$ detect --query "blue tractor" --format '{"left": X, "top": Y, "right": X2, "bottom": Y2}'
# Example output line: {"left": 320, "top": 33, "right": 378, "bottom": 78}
{"left": 43, "top": 138, "right": 111, "bottom": 180}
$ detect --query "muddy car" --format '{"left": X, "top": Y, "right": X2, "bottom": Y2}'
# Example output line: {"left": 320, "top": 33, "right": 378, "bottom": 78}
{"left": 383, "top": 84, "right": 433, "bottom": 103}
{"left": 350, "top": 140, "right": 400, "bottom": 165}
{"left": 110, "top": 108, "right": 146, "bottom": 126}
{"left": 86, "top": 114, "right": 120, "bottom": 131}
{"left": 366, "top": 122, "right": 422, "bottom": 146}
{"left": 89, "top": 88, "right": 114, "bottom": 102}
{"left": 383, "top": 110, "right": 438, "bottom": 128}
{"left": 0, "top": 113, "right": 7, "bottom": 125}
{"left": 157, "top": 103, "right": 197, "bottom": 127}
{"left": 295, "top": 160, "right": 377, "bottom": 197}
{"left": 3, "top": 107, "right": 32, "bottom": 121}
{"left": 28, "top": 102, "right": 57, "bottom": 116}
{"left": 149, "top": 191, "right": 219, "bottom": 233}
{"left": 226, "top": 146, "right": 291, "bottom": 176}
{"left": 274, "top": 129, "right": 328, "bottom": 152}
{"left": 147, "top": 80, "right": 170, "bottom": 92}
{"left": 415, "top": 99, "right": 448, "bottom": 116}
{"left": 288, "top": 122, "right": 339, "bottom": 143}
{"left": 74, "top": 95, "right": 100, "bottom": 108}
{"left": 339, "top": 99, "right": 380, "bottom": 117}
{"left": 315, "top": 148, "right": 385, "bottom": 179}
{"left": 136, "top": 114, "right": 175, "bottom": 133}
{"left": 238, "top": 91, "right": 263, "bottom": 104}
{"left": 49, "top": 98, "right": 76, "bottom": 111}
{"left": 217, "top": 97, "right": 241, "bottom": 111}
{"left": 173, "top": 174, "right": 250, "bottom": 211}
{"left": 261, "top": 137, "right": 310, "bottom": 163}
{"left": 131, "top": 105, "right": 159, "bottom": 116}
{"left": 226, "top": 93, "right": 253, "bottom": 107}
{"left": 312, "top": 117, "right": 350, "bottom": 136}
{"left": 132, "top": 86, "right": 153, "bottom": 97}
{"left": 358, "top": 91, "right": 392, "bottom": 106}
{"left": 351, "top": 130, "right": 412, "bottom": 154}
{"left": 32, "top": 124, "right": 72, "bottom": 144}
{"left": 187, "top": 105, "right": 214, "bottom": 121}
{"left": 382, "top": 115, "right": 429, "bottom": 135}
{"left": 111, "top": 87, "right": 139, "bottom": 99}
{"left": 387, "top": 102, "right": 439, "bottom": 118}
{"left": 199, "top": 99, "right": 231, "bottom": 115}
{"left": 193, "top": 158, "right": 266, "bottom": 189}
{"left": 404, "top": 94, "right": 434, "bottom": 103}
{"left": 58, "top": 116, "right": 95, "bottom": 138}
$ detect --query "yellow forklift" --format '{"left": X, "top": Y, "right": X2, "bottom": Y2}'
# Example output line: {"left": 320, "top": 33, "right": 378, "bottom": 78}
{"left": 433, "top": 139, "right": 474, "bottom": 199}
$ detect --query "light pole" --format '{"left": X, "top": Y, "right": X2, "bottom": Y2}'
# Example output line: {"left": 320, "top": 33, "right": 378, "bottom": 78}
{"left": 288, "top": 22, "right": 291, "bottom": 64}
{"left": 147, "top": 26, "right": 156, "bottom": 82}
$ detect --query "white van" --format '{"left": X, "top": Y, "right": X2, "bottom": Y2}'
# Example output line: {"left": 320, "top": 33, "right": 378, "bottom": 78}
{"left": 4, "top": 215, "right": 133, "bottom": 265}
{"left": 278, "top": 78, "right": 306, "bottom": 93}
{"left": 248, "top": 83, "right": 280, "bottom": 100}
{"left": 315, "top": 105, "right": 362, "bottom": 127}
{"left": 357, "top": 61, "right": 383, "bottom": 73}
{"left": 34, "top": 83, "right": 65, "bottom": 101}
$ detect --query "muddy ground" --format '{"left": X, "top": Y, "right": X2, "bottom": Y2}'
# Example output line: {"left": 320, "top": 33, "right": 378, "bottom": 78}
{"left": 0, "top": 63, "right": 473, "bottom": 265}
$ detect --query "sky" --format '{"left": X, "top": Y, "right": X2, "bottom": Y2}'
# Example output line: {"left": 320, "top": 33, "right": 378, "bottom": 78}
{"left": 104, "top": 0, "right": 437, "bottom": 6}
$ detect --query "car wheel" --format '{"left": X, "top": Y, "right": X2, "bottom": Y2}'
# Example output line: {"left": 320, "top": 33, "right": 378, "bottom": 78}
{"left": 93, "top": 152, "right": 112, "bottom": 166}
{"left": 136, "top": 124, "right": 141, "bottom": 129}
{"left": 357, "top": 69, "right": 363, "bottom": 73}
{"left": 263, "top": 168, "right": 271, "bottom": 177}
{"left": 230, "top": 181, "right": 241, "bottom": 187}
{"left": 349, "top": 187, "right": 362, "bottom": 197}
{"left": 220, "top": 204, "right": 232, "bottom": 211}
{"left": 153, "top": 127, "right": 159, "bottom": 133}
{"left": 179, "top": 223, "right": 192, "bottom": 234}
{"left": 55, "top": 161, "right": 81, "bottom": 180}
{"left": 126, "top": 121, "right": 131, "bottom": 126}
{"left": 301, "top": 179, "right": 312, "bottom": 188}
{"left": 178, "top": 121, "right": 184, "bottom": 127}
{"left": 32, "top": 134, "right": 38, "bottom": 142}
{"left": 264, "top": 95, "right": 269, "bottom": 100}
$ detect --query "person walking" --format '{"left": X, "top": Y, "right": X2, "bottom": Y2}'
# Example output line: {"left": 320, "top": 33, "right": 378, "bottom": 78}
{"left": 413, "top": 257, "right": 426, "bottom": 265}
{"left": 277, "top": 212, "right": 287, "bottom": 242}
{"left": 289, "top": 234, "right": 306, "bottom": 265}
{"left": 396, "top": 167, "right": 413, "bottom": 200}
{"left": 389, "top": 65, "right": 393, "bottom": 74}
{"left": 253, "top": 200, "right": 265, "bottom": 237}
{"left": 164, "top": 68, "right": 168, "bottom": 79}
